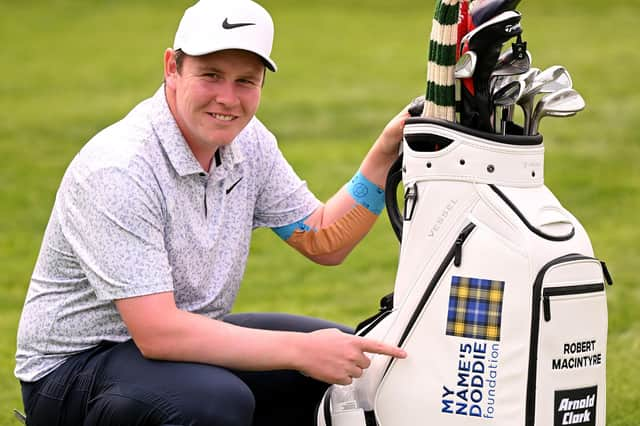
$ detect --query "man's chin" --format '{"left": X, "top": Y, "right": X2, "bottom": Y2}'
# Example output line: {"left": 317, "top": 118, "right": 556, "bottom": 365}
{"left": 207, "top": 124, "right": 247, "bottom": 146}
{"left": 203, "top": 129, "right": 238, "bottom": 146}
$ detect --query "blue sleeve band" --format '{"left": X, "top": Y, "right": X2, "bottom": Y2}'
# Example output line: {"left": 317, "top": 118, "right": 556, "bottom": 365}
{"left": 272, "top": 215, "right": 312, "bottom": 240}
{"left": 272, "top": 172, "right": 382, "bottom": 240}
{"left": 347, "top": 171, "right": 385, "bottom": 215}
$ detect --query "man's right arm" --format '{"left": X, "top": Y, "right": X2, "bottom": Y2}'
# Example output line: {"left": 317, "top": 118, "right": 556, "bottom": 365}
{"left": 115, "top": 292, "right": 406, "bottom": 385}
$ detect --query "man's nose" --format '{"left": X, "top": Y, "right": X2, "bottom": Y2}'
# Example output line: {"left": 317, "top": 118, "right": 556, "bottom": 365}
{"left": 214, "top": 80, "right": 239, "bottom": 106}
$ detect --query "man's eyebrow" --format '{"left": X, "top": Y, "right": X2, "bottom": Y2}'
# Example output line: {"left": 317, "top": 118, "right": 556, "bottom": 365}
{"left": 196, "top": 65, "right": 262, "bottom": 81}
{"left": 237, "top": 70, "right": 264, "bottom": 81}
{"left": 196, "top": 65, "right": 224, "bottom": 74}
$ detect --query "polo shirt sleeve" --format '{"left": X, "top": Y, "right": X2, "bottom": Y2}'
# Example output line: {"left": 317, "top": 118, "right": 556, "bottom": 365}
{"left": 251, "top": 123, "right": 321, "bottom": 229}
{"left": 56, "top": 162, "right": 174, "bottom": 301}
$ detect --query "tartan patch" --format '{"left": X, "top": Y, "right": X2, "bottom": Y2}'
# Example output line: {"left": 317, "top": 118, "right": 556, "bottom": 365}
{"left": 446, "top": 276, "right": 505, "bottom": 341}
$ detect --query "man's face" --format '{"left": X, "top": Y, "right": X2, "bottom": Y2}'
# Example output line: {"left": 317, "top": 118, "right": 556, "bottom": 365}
{"left": 165, "top": 49, "right": 265, "bottom": 158}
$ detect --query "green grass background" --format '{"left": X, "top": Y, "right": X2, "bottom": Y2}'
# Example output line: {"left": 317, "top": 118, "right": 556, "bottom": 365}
{"left": 1, "top": 0, "right": 638, "bottom": 424}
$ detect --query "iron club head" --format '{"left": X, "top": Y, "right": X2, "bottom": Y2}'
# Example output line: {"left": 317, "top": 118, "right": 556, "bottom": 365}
{"left": 517, "top": 67, "right": 541, "bottom": 90}
{"left": 493, "top": 48, "right": 531, "bottom": 77}
{"left": 493, "top": 79, "right": 525, "bottom": 106}
{"left": 518, "top": 65, "right": 574, "bottom": 131}
{"left": 536, "top": 65, "right": 572, "bottom": 93}
{"left": 491, "top": 79, "right": 524, "bottom": 134}
{"left": 455, "top": 51, "right": 478, "bottom": 79}
{"left": 529, "top": 88, "right": 586, "bottom": 135}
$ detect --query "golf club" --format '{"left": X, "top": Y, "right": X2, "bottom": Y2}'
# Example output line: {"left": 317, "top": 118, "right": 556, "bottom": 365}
{"left": 454, "top": 51, "right": 478, "bottom": 79}
{"left": 535, "top": 65, "right": 572, "bottom": 92}
{"left": 529, "top": 88, "right": 585, "bottom": 135}
{"left": 491, "top": 79, "right": 524, "bottom": 134}
{"left": 517, "top": 65, "right": 573, "bottom": 132}
{"left": 494, "top": 67, "right": 538, "bottom": 132}
{"left": 493, "top": 47, "right": 531, "bottom": 77}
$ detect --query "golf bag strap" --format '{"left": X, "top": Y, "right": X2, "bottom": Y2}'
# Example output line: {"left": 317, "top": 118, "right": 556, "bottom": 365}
{"left": 323, "top": 388, "right": 333, "bottom": 426}
{"left": 365, "top": 410, "right": 377, "bottom": 426}
{"left": 601, "top": 260, "right": 613, "bottom": 285}
{"left": 355, "top": 293, "right": 394, "bottom": 335}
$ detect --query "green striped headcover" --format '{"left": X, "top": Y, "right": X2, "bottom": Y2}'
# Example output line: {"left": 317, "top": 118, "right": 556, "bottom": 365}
{"left": 423, "top": 0, "right": 464, "bottom": 121}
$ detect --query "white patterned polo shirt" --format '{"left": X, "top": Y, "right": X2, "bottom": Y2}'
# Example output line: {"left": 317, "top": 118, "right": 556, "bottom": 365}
{"left": 15, "top": 86, "right": 320, "bottom": 382}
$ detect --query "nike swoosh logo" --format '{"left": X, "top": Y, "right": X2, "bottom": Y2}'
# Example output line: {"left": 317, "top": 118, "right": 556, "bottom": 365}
{"left": 226, "top": 177, "right": 244, "bottom": 194}
{"left": 222, "top": 18, "right": 256, "bottom": 29}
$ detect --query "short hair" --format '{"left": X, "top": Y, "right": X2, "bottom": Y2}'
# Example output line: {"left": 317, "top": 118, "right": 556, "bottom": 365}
{"left": 175, "top": 49, "right": 186, "bottom": 73}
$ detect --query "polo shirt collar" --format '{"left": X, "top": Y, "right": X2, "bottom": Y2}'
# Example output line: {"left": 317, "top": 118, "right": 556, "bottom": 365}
{"left": 218, "top": 134, "right": 245, "bottom": 171}
{"left": 149, "top": 86, "right": 245, "bottom": 177}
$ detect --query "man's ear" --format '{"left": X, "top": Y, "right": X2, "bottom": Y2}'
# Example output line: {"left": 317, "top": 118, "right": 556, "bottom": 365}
{"left": 164, "top": 48, "right": 178, "bottom": 90}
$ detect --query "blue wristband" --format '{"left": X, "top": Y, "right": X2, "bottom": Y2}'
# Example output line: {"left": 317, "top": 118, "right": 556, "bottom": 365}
{"left": 347, "top": 171, "right": 385, "bottom": 215}
{"left": 272, "top": 215, "right": 312, "bottom": 241}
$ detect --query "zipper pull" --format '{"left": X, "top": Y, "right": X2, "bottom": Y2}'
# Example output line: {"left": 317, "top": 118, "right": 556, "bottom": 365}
{"left": 453, "top": 224, "right": 475, "bottom": 267}
{"left": 403, "top": 183, "right": 418, "bottom": 221}
{"left": 379, "top": 293, "right": 394, "bottom": 311}
{"left": 454, "top": 236, "right": 464, "bottom": 267}
{"left": 543, "top": 294, "right": 551, "bottom": 322}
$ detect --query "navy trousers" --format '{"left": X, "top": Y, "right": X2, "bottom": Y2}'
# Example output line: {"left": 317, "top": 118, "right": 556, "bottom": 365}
{"left": 21, "top": 313, "right": 352, "bottom": 426}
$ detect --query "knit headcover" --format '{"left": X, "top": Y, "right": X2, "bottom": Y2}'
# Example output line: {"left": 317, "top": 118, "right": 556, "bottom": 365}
{"left": 423, "top": 0, "right": 475, "bottom": 121}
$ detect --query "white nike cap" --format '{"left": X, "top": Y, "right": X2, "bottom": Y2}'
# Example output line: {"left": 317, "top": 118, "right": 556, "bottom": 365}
{"left": 173, "top": 0, "right": 277, "bottom": 72}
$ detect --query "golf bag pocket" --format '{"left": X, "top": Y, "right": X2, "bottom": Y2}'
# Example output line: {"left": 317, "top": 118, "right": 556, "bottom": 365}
{"left": 526, "top": 255, "right": 611, "bottom": 426}
{"left": 375, "top": 217, "right": 535, "bottom": 426}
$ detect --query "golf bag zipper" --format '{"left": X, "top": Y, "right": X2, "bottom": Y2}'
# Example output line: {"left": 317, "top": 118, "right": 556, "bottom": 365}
{"left": 542, "top": 283, "right": 605, "bottom": 322}
{"left": 355, "top": 294, "right": 394, "bottom": 335}
{"left": 397, "top": 222, "right": 476, "bottom": 348}
{"left": 525, "top": 253, "right": 611, "bottom": 426}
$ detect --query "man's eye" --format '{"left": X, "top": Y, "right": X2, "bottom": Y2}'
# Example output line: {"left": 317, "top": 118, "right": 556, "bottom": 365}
{"left": 204, "top": 73, "right": 220, "bottom": 80}
{"left": 238, "top": 79, "right": 256, "bottom": 86}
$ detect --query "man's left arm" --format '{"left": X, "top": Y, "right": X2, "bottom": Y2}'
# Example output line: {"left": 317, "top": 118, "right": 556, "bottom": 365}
{"left": 272, "top": 106, "right": 409, "bottom": 265}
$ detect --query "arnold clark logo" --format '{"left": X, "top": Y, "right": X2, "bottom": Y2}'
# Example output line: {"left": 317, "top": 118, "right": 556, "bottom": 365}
{"left": 554, "top": 386, "right": 597, "bottom": 426}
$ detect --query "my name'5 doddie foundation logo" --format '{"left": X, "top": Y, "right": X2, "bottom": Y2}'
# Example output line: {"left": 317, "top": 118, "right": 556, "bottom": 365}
{"left": 441, "top": 276, "right": 505, "bottom": 420}
{"left": 554, "top": 386, "right": 597, "bottom": 426}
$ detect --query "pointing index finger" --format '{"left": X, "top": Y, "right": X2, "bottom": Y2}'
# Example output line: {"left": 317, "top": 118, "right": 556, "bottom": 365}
{"left": 358, "top": 337, "right": 407, "bottom": 359}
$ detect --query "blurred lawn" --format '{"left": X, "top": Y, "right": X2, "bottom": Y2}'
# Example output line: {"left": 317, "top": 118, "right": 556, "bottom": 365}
{"left": 1, "top": 0, "right": 638, "bottom": 425}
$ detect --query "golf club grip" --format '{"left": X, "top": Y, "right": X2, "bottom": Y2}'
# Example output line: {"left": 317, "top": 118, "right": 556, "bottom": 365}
{"left": 459, "top": 82, "right": 479, "bottom": 129}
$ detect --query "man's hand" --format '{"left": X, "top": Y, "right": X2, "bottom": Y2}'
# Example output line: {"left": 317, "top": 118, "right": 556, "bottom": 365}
{"left": 359, "top": 102, "right": 414, "bottom": 187}
{"left": 297, "top": 328, "right": 407, "bottom": 385}
{"left": 376, "top": 105, "right": 412, "bottom": 158}
{"left": 117, "top": 293, "right": 404, "bottom": 380}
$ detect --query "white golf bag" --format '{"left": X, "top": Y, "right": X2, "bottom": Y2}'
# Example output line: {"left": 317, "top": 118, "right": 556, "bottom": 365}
{"left": 316, "top": 118, "right": 612, "bottom": 426}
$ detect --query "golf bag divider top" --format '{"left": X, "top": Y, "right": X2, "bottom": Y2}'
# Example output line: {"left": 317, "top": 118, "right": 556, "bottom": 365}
{"left": 316, "top": 117, "right": 611, "bottom": 426}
